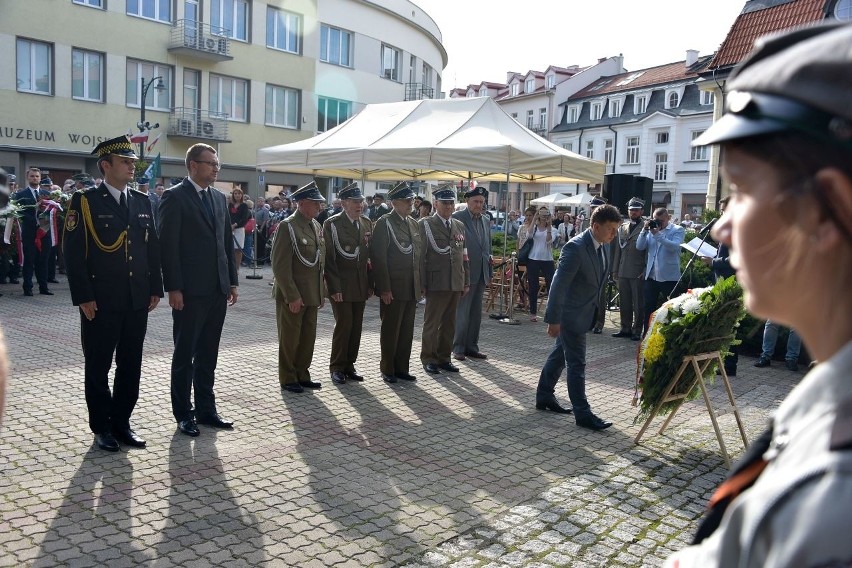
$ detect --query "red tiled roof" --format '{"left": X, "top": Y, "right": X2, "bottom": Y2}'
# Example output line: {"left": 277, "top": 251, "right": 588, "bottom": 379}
{"left": 709, "top": 0, "right": 826, "bottom": 69}
{"left": 569, "top": 56, "right": 712, "bottom": 99}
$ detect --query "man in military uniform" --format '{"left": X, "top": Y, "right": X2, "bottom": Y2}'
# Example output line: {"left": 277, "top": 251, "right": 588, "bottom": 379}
{"left": 452, "top": 186, "right": 492, "bottom": 361}
{"left": 371, "top": 182, "right": 422, "bottom": 383}
{"left": 419, "top": 186, "right": 469, "bottom": 375}
{"left": 272, "top": 181, "right": 327, "bottom": 393}
{"left": 611, "top": 197, "right": 647, "bottom": 340}
{"left": 62, "top": 135, "right": 163, "bottom": 451}
{"left": 324, "top": 182, "right": 373, "bottom": 385}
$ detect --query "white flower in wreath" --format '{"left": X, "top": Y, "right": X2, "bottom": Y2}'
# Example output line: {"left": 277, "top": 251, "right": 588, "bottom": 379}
{"left": 681, "top": 297, "right": 702, "bottom": 314}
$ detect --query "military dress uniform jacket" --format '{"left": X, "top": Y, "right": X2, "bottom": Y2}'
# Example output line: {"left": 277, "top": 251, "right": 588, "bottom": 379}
{"left": 323, "top": 212, "right": 373, "bottom": 302}
{"left": 611, "top": 219, "right": 647, "bottom": 279}
{"left": 63, "top": 185, "right": 163, "bottom": 311}
{"left": 371, "top": 211, "right": 422, "bottom": 300}
{"left": 419, "top": 215, "right": 469, "bottom": 292}
{"left": 271, "top": 211, "right": 326, "bottom": 306}
{"left": 452, "top": 208, "right": 492, "bottom": 285}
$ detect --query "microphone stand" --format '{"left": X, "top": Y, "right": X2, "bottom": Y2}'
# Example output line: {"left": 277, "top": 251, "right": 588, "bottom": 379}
{"left": 246, "top": 218, "right": 263, "bottom": 280}
{"left": 666, "top": 219, "right": 717, "bottom": 300}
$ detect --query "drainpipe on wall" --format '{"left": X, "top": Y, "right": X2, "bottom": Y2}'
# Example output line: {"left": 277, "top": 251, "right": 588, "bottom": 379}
{"left": 576, "top": 128, "right": 584, "bottom": 195}
{"left": 607, "top": 124, "right": 618, "bottom": 176}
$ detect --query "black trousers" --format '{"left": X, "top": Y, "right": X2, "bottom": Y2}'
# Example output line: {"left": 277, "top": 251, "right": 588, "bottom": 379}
{"left": 21, "top": 233, "right": 49, "bottom": 292}
{"left": 643, "top": 278, "right": 678, "bottom": 334}
{"left": 170, "top": 293, "right": 227, "bottom": 422}
{"left": 82, "top": 307, "right": 149, "bottom": 434}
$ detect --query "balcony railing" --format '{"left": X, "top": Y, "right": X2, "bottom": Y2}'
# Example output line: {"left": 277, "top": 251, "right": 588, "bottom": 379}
{"left": 168, "top": 108, "right": 231, "bottom": 143}
{"left": 528, "top": 125, "right": 548, "bottom": 138}
{"left": 168, "top": 20, "right": 234, "bottom": 61}
{"left": 404, "top": 83, "right": 436, "bottom": 101}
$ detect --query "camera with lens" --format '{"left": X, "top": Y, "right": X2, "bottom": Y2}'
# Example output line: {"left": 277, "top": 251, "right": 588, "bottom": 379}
{"left": 647, "top": 219, "right": 659, "bottom": 230}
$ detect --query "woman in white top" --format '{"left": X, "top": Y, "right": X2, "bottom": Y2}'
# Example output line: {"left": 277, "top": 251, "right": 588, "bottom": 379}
{"left": 525, "top": 207, "right": 558, "bottom": 322}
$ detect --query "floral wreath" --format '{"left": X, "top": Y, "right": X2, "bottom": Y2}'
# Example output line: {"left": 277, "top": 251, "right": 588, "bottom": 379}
{"left": 634, "top": 276, "right": 745, "bottom": 419}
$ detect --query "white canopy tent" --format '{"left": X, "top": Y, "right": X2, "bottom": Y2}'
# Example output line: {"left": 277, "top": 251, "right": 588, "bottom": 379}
{"left": 256, "top": 97, "right": 605, "bottom": 185}
{"left": 556, "top": 192, "right": 594, "bottom": 206}
{"left": 529, "top": 193, "right": 571, "bottom": 206}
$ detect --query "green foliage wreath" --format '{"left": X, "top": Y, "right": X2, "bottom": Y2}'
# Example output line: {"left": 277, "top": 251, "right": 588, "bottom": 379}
{"left": 635, "top": 276, "right": 745, "bottom": 419}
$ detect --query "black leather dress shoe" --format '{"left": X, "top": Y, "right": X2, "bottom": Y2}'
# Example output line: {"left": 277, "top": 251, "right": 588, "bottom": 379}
{"left": 612, "top": 331, "right": 631, "bottom": 338}
{"left": 576, "top": 413, "right": 612, "bottom": 431}
{"left": 452, "top": 352, "right": 467, "bottom": 361}
{"left": 39, "top": 289, "right": 54, "bottom": 295}
{"left": 382, "top": 373, "right": 398, "bottom": 384}
{"left": 95, "top": 432, "right": 120, "bottom": 452}
{"left": 465, "top": 351, "right": 488, "bottom": 360}
{"left": 346, "top": 371, "right": 364, "bottom": 382}
{"left": 396, "top": 372, "right": 417, "bottom": 381}
{"left": 299, "top": 380, "right": 322, "bottom": 389}
{"left": 631, "top": 334, "right": 642, "bottom": 341}
{"left": 112, "top": 427, "right": 146, "bottom": 447}
{"left": 592, "top": 327, "right": 602, "bottom": 334}
{"left": 282, "top": 382, "right": 305, "bottom": 393}
{"left": 423, "top": 363, "right": 442, "bottom": 374}
{"left": 438, "top": 362, "right": 459, "bottom": 373}
{"left": 178, "top": 420, "right": 200, "bottom": 437}
{"left": 23, "top": 289, "right": 33, "bottom": 296}
{"left": 535, "top": 400, "right": 573, "bottom": 414}
{"left": 331, "top": 371, "right": 347, "bottom": 384}
{"left": 197, "top": 413, "right": 234, "bottom": 429}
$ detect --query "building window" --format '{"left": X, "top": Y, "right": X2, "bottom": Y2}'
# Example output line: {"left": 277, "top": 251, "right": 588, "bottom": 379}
{"left": 526, "top": 110, "right": 534, "bottom": 128}
{"left": 317, "top": 97, "right": 351, "bottom": 132}
{"left": 539, "top": 107, "right": 547, "bottom": 129}
{"left": 320, "top": 24, "right": 352, "bottom": 67}
{"left": 210, "top": 74, "right": 248, "bottom": 121}
{"left": 585, "top": 140, "right": 594, "bottom": 159}
{"left": 72, "top": 48, "right": 103, "bottom": 102}
{"left": 126, "top": 60, "right": 171, "bottom": 110}
{"left": 266, "top": 7, "right": 300, "bottom": 53}
{"left": 265, "top": 84, "right": 299, "bottom": 129}
{"left": 525, "top": 78, "right": 535, "bottom": 93}
{"left": 73, "top": 0, "right": 103, "bottom": 7}
{"left": 626, "top": 136, "right": 640, "bottom": 164}
{"left": 422, "top": 62, "right": 433, "bottom": 88}
{"left": 546, "top": 75, "right": 555, "bottom": 89}
{"left": 700, "top": 90, "right": 714, "bottom": 105}
{"left": 511, "top": 112, "right": 518, "bottom": 120}
{"left": 636, "top": 95, "right": 648, "bottom": 114}
{"left": 568, "top": 106, "right": 578, "bottom": 123}
{"left": 511, "top": 83, "right": 519, "bottom": 96}
{"left": 610, "top": 99, "right": 622, "bottom": 117}
{"left": 656, "top": 131, "right": 669, "bottom": 144}
{"left": 127, "top": 0, "right": 171, "bottom": 22}
{"left": 654, "top": 153, "right": 668, "bottom": 181}
{"left": 381, "top": 44, "right": 401, "bottom": 81}
{"left": 604, "top": 139, "right": 613, "bottom": 165}
{"left": 16, "top": 38, "right": 52, "bottom": 95}
{"left": 562, "top": 142, "right": 573, "bottom": 152}
{"left": 690, "top": 130, "right": 708, "bottom": 160}
{"left": 591, "top": 102, "right": 602, "bottom": 120}
{"left": 212, "top": 0, "right": 249, "bottom": 41}
{"left": 479, "top": 88, "right": 488, "bottom": 97}
{"left": 834, "top": 0, "right": 852, "bottom": 19}
{"left": 668, "top": 91, "right": 680, "bottom": 108}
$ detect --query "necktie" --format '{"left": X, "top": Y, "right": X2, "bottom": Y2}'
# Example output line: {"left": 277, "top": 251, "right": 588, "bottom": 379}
{"left": 446, "top": 219, "right": 451, "bottom": 230}
{"left": 598, "top": 245, "right": 606, "bottom": 274}
{"left": 119, "top": 191, "right": 127, "bottom": 211}
{"left": 202, "top": 189, "right": 215, "bottom": 223}
{"left": 354, "top": 220, "right": 360, "bottom": 231}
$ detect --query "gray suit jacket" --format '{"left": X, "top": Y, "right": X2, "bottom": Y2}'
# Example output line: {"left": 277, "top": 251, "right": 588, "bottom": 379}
{"left": 544, "top": 229, "right": 609, "bottom": 334}
{"left": 452, "top": 208, "right": 492, "bottom": 285}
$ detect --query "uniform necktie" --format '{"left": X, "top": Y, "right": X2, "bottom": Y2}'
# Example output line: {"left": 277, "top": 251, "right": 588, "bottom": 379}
{"left": 119, "top": 191, "right": 127, "bottom": 211}
{"left": 446, "top": 219, "right": 451, "bottom": 230}
{"left": 354, "top": 220, "right": 360, "bottom": 231}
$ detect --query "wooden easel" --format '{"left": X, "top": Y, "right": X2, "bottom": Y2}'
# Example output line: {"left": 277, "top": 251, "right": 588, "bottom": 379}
{"left": 634, "top": 351, "right": 749, "bottom": 468}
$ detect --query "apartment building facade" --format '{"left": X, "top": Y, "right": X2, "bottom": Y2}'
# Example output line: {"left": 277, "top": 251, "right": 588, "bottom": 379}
{"left": 0, "top": 0, "right": 446, "bottom": 197}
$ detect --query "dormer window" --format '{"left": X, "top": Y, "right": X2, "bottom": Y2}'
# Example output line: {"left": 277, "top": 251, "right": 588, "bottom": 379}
{"left": 666, "top": 87, "right": 685, "bottom": 109}
{"left": 568, "top": 106, "right": 579, "bottom": 123}
{"left": 636, "top": 94, "right": 648, "bottom": 114}
{"left": 525, "top": 78, "right": 535, "bottom": 93}
{"left": 546, "top": 75, "right": 555, "bottom": 89}
{"left": 700, "top": 90, "right": 714, "bottom": 105}
{"left": 609, "top": 97, "right": 624, "bottom": 118}
{"left": 511, "top": 83, "right": 519, "bottom": 96}
{"left": 479, "top": 88, "right": 488, "bottom": 97}
{"left": 834, "top": 0, "right": 852, "bottom": 19}
{"left": 591, "top": 102, "right": 602, "bottom": 120}
{"left": 668, "top": 92, "right": 680, "bottom": 107}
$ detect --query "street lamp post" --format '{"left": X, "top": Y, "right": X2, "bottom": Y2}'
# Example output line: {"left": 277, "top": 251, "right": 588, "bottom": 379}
{"left": 137, "top": 76, "right": 165, "bottom": 163}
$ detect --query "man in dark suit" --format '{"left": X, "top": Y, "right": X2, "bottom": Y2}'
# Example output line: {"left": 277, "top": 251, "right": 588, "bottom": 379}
{"left": 419, "top": 187, "right": 469, "bottom": 375}
{"left": 63, "top": 135, "right": 163, "bottom": 451}
{"left": 157, "top": 143, "right": 238, "bottom": 437}
{"left": 452, "top": 186, "right": 492, "bottom": 361}
{"left": 371, "top": 182, "right": 422, "bottom": 383}
{"left": 13, "top": 167, "right": 52, "bottom": 296}
{"left": 323, "top": 182, "right": 373, "bottom": 385}
{"left": 535, "top": 204, "right": 623, "bottom": 431}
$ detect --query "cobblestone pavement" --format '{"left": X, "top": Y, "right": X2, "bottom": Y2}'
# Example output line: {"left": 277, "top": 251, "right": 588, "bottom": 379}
{"left": 0, "top": 269, "right": 799, "bottom": 567}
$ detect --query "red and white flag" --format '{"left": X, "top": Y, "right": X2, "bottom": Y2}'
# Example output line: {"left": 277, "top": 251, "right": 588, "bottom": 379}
{"left": 129, "top": 130, "right": 149, "bottom": 144}
{"left": 146, "top": 133, "right": 162, "bottom": 153}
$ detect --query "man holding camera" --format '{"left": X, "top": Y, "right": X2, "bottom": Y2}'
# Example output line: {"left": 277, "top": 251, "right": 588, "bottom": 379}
{"left": 636, "top": 207, "right": 684, "bottom": 335}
